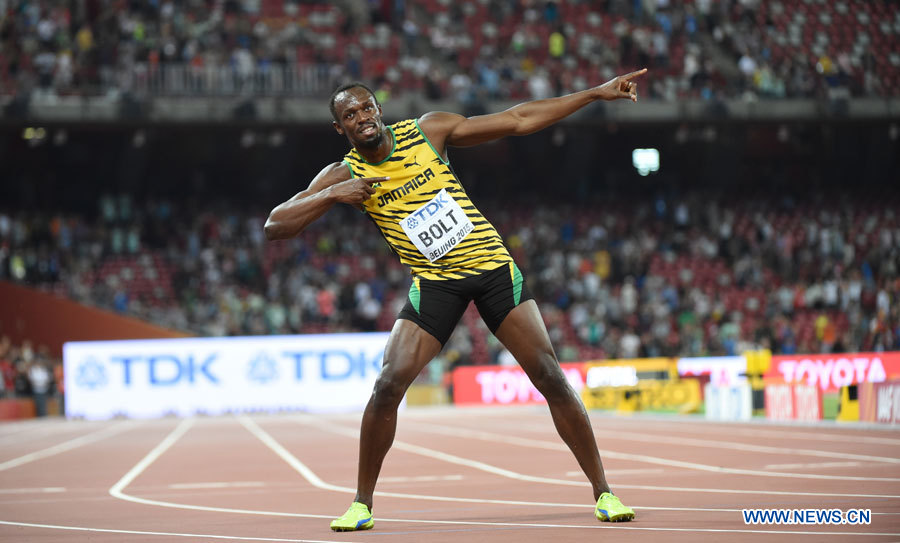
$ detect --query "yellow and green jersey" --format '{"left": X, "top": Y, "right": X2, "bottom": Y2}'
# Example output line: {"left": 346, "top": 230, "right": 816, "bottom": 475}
{"left": 342, "top": 119, "right": 512, "bottom": 281}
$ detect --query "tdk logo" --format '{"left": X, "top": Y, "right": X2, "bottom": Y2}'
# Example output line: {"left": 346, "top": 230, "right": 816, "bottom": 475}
{"left": 76, "top": 358, "right": 108, "bottom": 389}
{"left": 111, "top": 354, "right": 220, "bottom": 386}
{"left": 283, "top": 350, "right": 383, "bottom": 380}
{"left": 247, "top": 352, "right": 279, "bottom": 384}
{"left": 406, "top": 191, "right": 449, "bottom": 228}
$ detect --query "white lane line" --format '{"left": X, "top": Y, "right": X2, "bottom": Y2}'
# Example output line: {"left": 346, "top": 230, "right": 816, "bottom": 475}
{"left": 565, "top": 469, "right": 663, "bottom": 477}
{"left": 588, "top": 428, "right": 900, "bottom": 465}
{"left": 449, "top": 411, "right": 900, "bottom": 446}
{"left": 380, "top": 475, "right": 465, "bottom": 483}
{"left": 238, "top": 416, "right": 725, "bottom": 511}
{"left": 720, "top": 427, "right": 900, "bottom": 446}
{"left": 236, "top": 417, "right": 348, "bottom": 494}
{"left": 460, "top": 416, "right": 900, "bottom": 463}
{"left": 0, "top": 425, "right": 63, "bottom": 441}
{"left": 0, "top": 520, "right": 356, "bottom": 542}
{"left": 285, "top": 416, "right": 900, "bottom": 500}
{"left": 765, "top": 461, "right": 864, "bottom": 470}
{"left": 2, "top": 517, "right": 898, "bottom": 539}
{"left": 169, "top": 482, "right": 266, "bottom": 490}
{"left": 0, "top": 487, "right": 66, "bottom": 494}
{"left": 398, "top": 420, "right": 900, "bottom": 483}
{"left": 609, "top": 418, "right": 900, "bottom": 445}
{"left": 109, "top": 418, "right": 195, "bottom": 502}
{"left": 0, "top": 422, "right": 138, "bottom": 472}
{"left": 102, "top": 416, "right": 899, "bottom": 538}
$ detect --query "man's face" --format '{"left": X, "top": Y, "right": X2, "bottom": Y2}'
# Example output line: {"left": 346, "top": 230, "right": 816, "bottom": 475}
{"left": 333, "top": 88, "right": 384, "bottom": 150}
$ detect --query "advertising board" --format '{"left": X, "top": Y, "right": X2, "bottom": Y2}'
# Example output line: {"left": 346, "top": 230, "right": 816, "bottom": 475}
{"left": 766, "top": 352, "right": 900, "bottom": 393}
{"left": 63, "top": 333, "right": 390, "bottom": 419}
{"left": 452, "top": 363, "right": 586, "bottom": 405}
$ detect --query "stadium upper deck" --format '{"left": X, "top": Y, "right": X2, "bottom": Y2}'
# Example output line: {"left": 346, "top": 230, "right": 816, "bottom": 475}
{"left": 1, "top": 0, "right": 898, "bottom": 103}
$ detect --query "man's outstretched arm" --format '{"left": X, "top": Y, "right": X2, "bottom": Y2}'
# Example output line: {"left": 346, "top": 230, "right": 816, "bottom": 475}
{"left": 420, "top": 68, "right": 647, "bottom": 150}
{"left": 264, "top": 162, "right": 386, "bottom": 240}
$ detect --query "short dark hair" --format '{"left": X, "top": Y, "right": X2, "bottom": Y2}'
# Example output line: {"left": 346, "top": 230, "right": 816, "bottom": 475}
{"left": 329, "top": 82, "right": 379, "bottom": 122}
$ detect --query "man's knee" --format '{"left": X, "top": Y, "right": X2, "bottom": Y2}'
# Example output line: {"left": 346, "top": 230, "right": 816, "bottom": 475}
{"left": 530, "top": 358, "right": 572, "bottom": 402}
{"left": 371, "top": 371, "right": 410, "bottom": 409}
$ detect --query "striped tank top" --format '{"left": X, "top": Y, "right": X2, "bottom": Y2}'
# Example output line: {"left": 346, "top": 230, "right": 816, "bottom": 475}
{"left": 342, "top": 119, "right": 512, "bottom": 281}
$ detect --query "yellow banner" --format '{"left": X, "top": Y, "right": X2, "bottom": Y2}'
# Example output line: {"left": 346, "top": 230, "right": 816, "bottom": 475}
{"left": 582, "top": 379, "right": 702, "bottom": 413}
{"left": 583, "top": 358, "right": 677, "bottom": 388}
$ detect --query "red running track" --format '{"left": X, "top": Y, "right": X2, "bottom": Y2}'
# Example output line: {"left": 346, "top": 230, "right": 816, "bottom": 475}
{"left": 1, "top": 407, "right": 899, "bottom": 542}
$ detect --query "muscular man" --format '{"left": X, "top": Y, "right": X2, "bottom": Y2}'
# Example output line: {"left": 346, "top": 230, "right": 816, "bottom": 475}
{"left": 264, "top": 68, "right": 647, "bottom": 531}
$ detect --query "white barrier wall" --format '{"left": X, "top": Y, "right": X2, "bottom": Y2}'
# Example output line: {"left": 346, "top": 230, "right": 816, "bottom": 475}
{"left": 704, "top": 382, "right": 753, "bottom": 421}
{"left": 63, "top": 333, "right": 390, "bottom": 420}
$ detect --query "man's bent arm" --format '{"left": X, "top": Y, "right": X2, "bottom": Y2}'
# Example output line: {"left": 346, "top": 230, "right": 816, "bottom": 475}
{"left": 421, "top": 69, "right": 647, "bottom": 150}
{"left": 264, "top": 162, "right": 351, "bottom": 240}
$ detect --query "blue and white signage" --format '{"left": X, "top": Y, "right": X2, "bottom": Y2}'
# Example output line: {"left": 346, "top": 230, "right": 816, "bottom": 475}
{"left": 63, "top": 333, "right": 390, "bottom": 420}
{"left": 677, "top": 356, "right": 747, "bottom": 387}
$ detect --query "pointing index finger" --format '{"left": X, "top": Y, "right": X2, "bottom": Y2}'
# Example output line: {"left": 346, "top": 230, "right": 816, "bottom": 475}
{"left": 363, "top": 176, "right": 390, "bottom": 184}
{"left": 622, "top": 68, "right": 648, "bottom": 81}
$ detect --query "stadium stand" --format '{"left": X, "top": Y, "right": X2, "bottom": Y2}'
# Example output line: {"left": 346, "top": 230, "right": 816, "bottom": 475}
{"left": 1, "top": 0, "right": 898, "bottom": 100}
{"left": 2, "top": 190, "right": 898, "bottom": 367}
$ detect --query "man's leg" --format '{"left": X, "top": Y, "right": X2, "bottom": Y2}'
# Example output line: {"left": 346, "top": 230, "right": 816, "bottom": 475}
{"left": 494, "top": 300, "right": 610, "bottom": 500}
{"left": 354, "top": 318, "right": 442, "bottom": 509}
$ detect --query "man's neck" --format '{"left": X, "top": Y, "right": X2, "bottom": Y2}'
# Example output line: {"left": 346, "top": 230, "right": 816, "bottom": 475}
{"left": 356, "top": 127, "right": 393, "bottom": 163}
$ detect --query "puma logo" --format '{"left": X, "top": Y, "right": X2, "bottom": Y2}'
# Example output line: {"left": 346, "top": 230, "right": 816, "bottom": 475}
{"left": 403, "top": 157, "right": 420, "bottom": 168}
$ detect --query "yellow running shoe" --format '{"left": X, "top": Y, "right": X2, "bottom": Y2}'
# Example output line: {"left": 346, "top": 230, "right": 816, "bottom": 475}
{"left": 330, "top": 502, "right": 374, "bottom": 532}
{"left": 595, "top": 492, "right": 635, "bottom": 522}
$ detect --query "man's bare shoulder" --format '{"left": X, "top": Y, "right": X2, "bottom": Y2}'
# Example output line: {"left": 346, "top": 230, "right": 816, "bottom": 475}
{"left": 417, "top": 111, "right": 466, "bottom": 133}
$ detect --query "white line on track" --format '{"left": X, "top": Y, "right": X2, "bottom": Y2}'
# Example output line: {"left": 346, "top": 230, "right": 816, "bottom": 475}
{"left": 380, "top": 475, "right": 465, "bottom": 483}
{"left": 719, "top": 427, "right": 900, "bottom": 446}
{"left": 3, "top": 516, "right": 900, "bottom": 539}
{"left": 169, "top": 482, "right": 267, "bottom": 490}
{"left": 587, "top": 428, "right": 900, "bottom": 464}
{"left": 0, "top": 487, "right": 66, "bottom": 494}
{"left": 565, "top": 469, "right": 663, "bottom": 477}
{"left": 764, "top": 461, "right": 863, "bottom": 470}
{"left": 109, "top": 418, "right": 195, "bottom": 503}
{"left": 100, "top": 416, "right": 899, "bottom": 538}
{"left": 609, "top": 417, "right": 900, "bottom": 445}
{"left": 446, "top": 410, "right": 900, "bottom": 446}
{"left": 397, "top": 419, "right": 900, "bottom": 483}
{"left": 0, "top": 520, "right": 356, "bottom": 542}
{"left": 0, "top": 421, "right": 138, "bottom": 472}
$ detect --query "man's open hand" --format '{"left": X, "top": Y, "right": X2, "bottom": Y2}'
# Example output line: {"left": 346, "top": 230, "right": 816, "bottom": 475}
{"left": 595, "top": 69, "right": 648, "bottom": 102}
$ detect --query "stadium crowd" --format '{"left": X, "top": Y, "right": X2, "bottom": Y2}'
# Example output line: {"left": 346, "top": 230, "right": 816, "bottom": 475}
{"left": 0, "top": 335, "right": 62, "bottom": 415}
{"left": 2, "top": 191, "right": 898, "bottom": 369}
{"left": 1, "top": 0, "right": 898, "bottom": 101}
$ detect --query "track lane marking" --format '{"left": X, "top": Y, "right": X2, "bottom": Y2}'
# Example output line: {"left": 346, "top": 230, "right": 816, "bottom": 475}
{"left": 0, "top": 421, "right": 139, "bottom": 472}
{"left": 587, "top": 428, "right": 900, "bottom": 464}
{"left": 0, "top": 520, "right": 356, "bottom": 542}
{"left": 764, "top": 461, "right": 865, "bottom": 470}
{"left": 0, "top": 487, "right": 66, "bottom": 494}
{"left": 100, "top": 416, "right": 899, "bottom": 538}
{"left": 412, "top": 408, "right": 900, "bottom": 446}
{"left": 395, "top": 419, "right": 900, "bottom": 483}
{"left": 454, "top": 415, "right": 900, "bottom": 458}
{"left": 380, "top": 475, "right": 465, "bottom": 483}
{"left": 169, "top": 482, "right": 267, "bottom": 490}
{"left": 109, "top": 418, "right": 195, "bottom": 503}
{"left": 565, "top": 469, "right": 663, "bottom": 477}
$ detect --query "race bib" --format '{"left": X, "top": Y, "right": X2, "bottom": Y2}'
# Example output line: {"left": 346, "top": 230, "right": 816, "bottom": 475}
{"left": 400, "top": 189, "right": 474, "bottom": 262}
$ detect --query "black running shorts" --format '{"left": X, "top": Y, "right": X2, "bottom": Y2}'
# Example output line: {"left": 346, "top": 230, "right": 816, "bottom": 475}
{"left": 398, "top": 262, "right": 533, "bottom": 346}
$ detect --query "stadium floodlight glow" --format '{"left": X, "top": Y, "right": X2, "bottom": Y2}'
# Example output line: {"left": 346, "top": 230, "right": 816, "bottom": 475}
{"left": 632, "top": 148, "right": 660, "bottom": 176}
